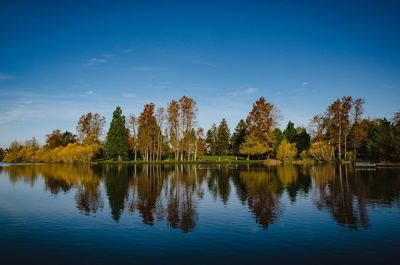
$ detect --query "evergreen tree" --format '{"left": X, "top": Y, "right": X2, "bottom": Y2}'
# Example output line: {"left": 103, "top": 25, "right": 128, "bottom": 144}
{"left": 206, "top": 124, "right": 218, "bottom": 155}
{"left": 294, "top": 127, "right": 310, "bottom": 155}
{"left": 105, "top": 106, "right": 130, "bottom": 160}
{"left": 230, "top": 119, "right": 246, "bottom": 155}
{"left": 272, "top": 128, "right": 284, "bottom": 158}
{"left": 363, "top": 118, "right": 394, "bottom": 161}
{"left": 283, "top": 121, "right": 297, "bottom": 143}
{"left": 393, "top": 111, "right": 400, "bottom": 160}
{"left": 0, "top": 148, "right": 6, "bottom": 162}
{"left": 216, "top": 118, "right": 230, "bottom": 155}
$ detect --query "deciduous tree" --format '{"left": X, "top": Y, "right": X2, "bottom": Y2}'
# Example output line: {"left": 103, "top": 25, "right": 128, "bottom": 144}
{"left": 352, "top": 98, "right": 365, "bottom": 159}
{"left": 76, "top": 112, "right": 105, "bottom": 144}
{"left": 276, "top": 139, "right": 297, "bottom": 162}
{"left": 45, "top": 130, "right": 77, "bottom": 149}
{"left": 240, "top": 97, "right": 277, "bottom": 158}
{"left": 138, "top": 103, "right": 161, "bottom": 161}
{"left": 167, "top": 100, "right": 180, "bottom": 161}
{"left": 128, "top": 114, "right": 138, "bottom": 161}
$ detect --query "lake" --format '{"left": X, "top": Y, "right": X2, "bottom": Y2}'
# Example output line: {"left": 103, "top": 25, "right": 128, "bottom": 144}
{"left": 0, "top": 163, "right": 399, "bottom": 265}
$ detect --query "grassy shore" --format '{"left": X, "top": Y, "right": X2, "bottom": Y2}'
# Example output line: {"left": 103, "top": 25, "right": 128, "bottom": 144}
{"left": 96, "top": 156, "right": 320, "bottom": 165}
{"left": 95, "top": 155, "right": 265, "bottom": 165}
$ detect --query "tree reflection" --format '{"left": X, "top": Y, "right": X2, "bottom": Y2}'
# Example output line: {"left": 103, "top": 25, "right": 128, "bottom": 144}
{"left": 312, "top": 165, "right": 370, "bottom": 229}
{"left": 104, "top": 165, "right": 131, "bottom": 222}
{"left": 75, "top": 184, "right": 104, "bottom": 215}
{"left": 207, "top": 165, "right": 231, "bottom": 205}
{"left": 129, "top": 165, "right": 164, "bottom": 225}
{"left": 234, "top": 168, "right": 283, "bottom": 229}
{"left": 125, "top": 165, "right": 205, "bottom": 232}
{"left": 1, "top": 163, "right": 400, "bottom": 232}
{"left": 44, "top": 176, "right": 72, "bottom": 194}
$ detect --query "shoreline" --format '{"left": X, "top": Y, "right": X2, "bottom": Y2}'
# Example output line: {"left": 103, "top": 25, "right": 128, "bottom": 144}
{"left": 2, "top": 160, "right": 399, "bottom": 167}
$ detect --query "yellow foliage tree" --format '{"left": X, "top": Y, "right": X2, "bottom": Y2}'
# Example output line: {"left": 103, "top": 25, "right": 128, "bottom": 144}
{"left": 240, "top": 133, "right": 273, "bottom": 160}
{"left": 3, "top": 142, "right": 100, "bottom": 164}
{"left": 276, "top": 139, "right": 297, "bottom": 162}
{"left": 309, "top": 140, "right": 334, "bottom": 161}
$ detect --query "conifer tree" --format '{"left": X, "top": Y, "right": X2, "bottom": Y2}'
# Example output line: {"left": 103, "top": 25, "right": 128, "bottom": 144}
{"left": 216, "top": 118, "right": 230, "bottom": 155}
{"left": 231, "top": 119, "right": 246, "bottom": 155}
{"left": 206, "top": 124, "right": 218, "bottom": 155}
{"left": 105, "top": 106, "right": 130, "bottom": 161}
{"left": 283, "top": 121, "right": 297, "bottom": 143}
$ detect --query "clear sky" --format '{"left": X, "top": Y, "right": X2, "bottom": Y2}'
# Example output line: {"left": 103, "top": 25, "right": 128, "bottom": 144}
{"left": 1, "top": 0, "right": 399, "bottom": 148}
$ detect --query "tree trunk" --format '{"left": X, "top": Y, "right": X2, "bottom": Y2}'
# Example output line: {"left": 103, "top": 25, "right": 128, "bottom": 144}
{"left": 338, "top": 124, "right": 342, "bottom": 160}
{"left": 194, "top": 138, "right": 198, "bottom": 161}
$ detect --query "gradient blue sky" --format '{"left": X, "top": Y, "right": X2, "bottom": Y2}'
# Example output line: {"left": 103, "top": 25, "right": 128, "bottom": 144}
{"left": 1, "top": 0, "right": 399, "bottom": 147}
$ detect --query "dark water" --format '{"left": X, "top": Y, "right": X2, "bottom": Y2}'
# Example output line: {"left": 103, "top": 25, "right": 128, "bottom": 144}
{"left": 0, "top": 163, "right": 399, "bottom": 265}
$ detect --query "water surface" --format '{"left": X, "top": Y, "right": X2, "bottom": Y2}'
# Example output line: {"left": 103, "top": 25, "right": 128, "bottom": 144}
{"left": 0, "top": 163, "right": 399, "bottom": 264}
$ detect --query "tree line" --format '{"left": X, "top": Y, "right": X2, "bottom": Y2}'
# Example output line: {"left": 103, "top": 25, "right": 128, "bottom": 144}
{"left": 2, "top": 95, "right": 400, "bottom": 163}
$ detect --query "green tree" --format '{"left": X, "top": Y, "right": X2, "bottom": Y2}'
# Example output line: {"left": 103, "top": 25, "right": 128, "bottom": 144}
{"left": 294, "top": 127, "right": 310, "bottom": 155}
{"left": 230, "top": 119, "right": 246, "bottom": 155}
{"left": 283, "top": 121, "right": 297, "bottom": 143}
{"left": 216, "top": 118, "right": 230, "bottom": 155}
{"left": 206, "top": 124, "right": 218, "bottom": 155}
{"left": 0, "top": 148, "right": 6, "bottom": 161}
{"left": 272, "top": 128, "right": 284, "bottom": 158}
{"left": 393, "top": 111, "right": 400, "bottom": 160}
{"left": 363, "top": 118, "right": 393, "bottom": 161}
{"left": 105, "top": 106, "right": 130, "bottom": 161}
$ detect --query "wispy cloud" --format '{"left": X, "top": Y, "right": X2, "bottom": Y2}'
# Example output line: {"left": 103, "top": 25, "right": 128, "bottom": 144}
{"left": 0, "top": 104, "right": 25, "bottom": 125}
{"left": 121, "top": 92, "right": 136, "bottom": 98}
{"left": 85, "top": 53, "right": 113, "bottom": 66}
{"left": 230, "top": 86, "right": 257, "bottom": 97}
{"left": 85, "top": 90, "right": 96, "bottom": 95}
{"left": 293, "top": 81, "right": 315, "bottom": 93}
{"left": 245, "top": 87, "right": 257, "bottom": 94}
{"left": 86, "top": 57, "right": 107, "bottom": 66}
{"left": 0, "top": 72, "right": 15, "bottom": 80}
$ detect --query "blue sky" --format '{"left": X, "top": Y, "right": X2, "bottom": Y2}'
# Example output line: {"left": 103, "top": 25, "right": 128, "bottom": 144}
{"left": 1, "top": 0, "right": 399, "bottom": 147}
